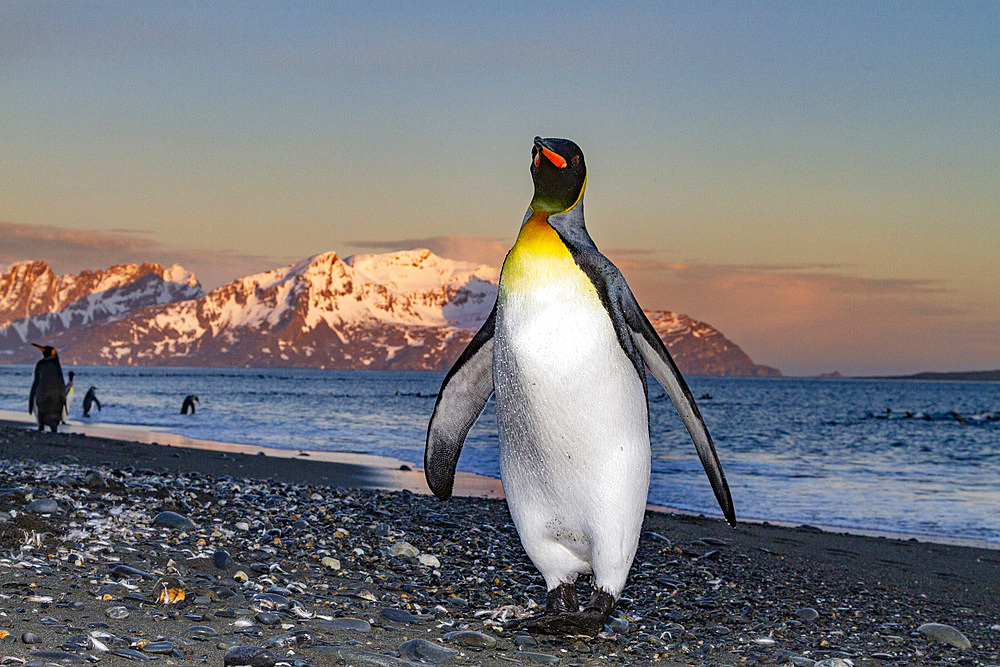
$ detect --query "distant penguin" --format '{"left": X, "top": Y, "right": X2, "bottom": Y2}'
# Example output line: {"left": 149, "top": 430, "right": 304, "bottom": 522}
{"left": 29, "top": 344, "right": 66, "bottom": 433}
{"left": 82, "top": 386, "right": 101, "bottom": 417}
{"left": 181, "top": 395, "right": 199, "bottom": 414}
{"left": 64, "top": 370, "right": 75, "bottom": 421}
{"left": 425, "top": 137, "right": 735, "bottom": 635}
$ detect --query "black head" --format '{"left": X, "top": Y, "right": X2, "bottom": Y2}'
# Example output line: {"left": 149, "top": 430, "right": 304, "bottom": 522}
{"left": 31, "top": 343, "right": 56, "bottom": 358}
{"left": 529, "top": 137, "right": 586, "bottom": 214}
{"left": 68, "top": 371, "right": 75, "bottom": 379}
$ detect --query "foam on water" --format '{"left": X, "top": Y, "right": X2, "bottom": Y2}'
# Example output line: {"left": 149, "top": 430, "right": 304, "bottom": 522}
{"left": 2, "top": 365, "right": 997, "bottom": 544}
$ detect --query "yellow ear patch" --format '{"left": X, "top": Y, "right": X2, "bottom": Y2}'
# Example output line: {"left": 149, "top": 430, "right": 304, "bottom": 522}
{"left": 501, "top": 211, "right": 587, "bottom": 295}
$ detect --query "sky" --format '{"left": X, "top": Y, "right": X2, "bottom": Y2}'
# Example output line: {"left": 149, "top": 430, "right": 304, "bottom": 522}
{"left": 1, "top": 2, "right": 997, "bottom": 376}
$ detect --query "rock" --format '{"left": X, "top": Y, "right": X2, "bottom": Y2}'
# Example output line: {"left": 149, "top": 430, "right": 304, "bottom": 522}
{"left": 213, "top": 549, "right": 233, "bottom": 570}
{"left": 380, "top": 607, "right": 416, "bottom": 624}
{"left": 25, "top": 498, "right": 59, "bottom": 513}
{"left": 323, "top": 617, "right": 372, "bottom": 633}
{"left": 795, "top": 607, "right": 819, "bottom": 622}
{"left": 397, "top": 638, "right": 459, "bottom": 664}
{"left": 513, "top": 634, "right": 538, "bottom": 648}
{"left": 389, "top": 540, "right": 420, "bottom": 559}
{"left": 443, "top": 630, "right": 497, "bottom": 649}
{"left": 917, "top": 622, "right": 972, "bottom": 650}
{"left": 310, "top": 645, "right": 417, "bottom": 666}
{"left": 21, "top": 632, "right": 42, "bottom": 644}
{"left": 152, "top": 510, "right": 196, "bottom": 530}
{"left": 418, "top": 553, "right": 441, "bottom": 568}
{"left": 605, "top": 616, "right": 629, "bottom": 633}
{"left": 142, "top": 641, "right": 175, "bottom": 654}
{"left": 111, "top": 564, "right": 154, "bottom": 580}
{"left": 520, "top": 652, "right": 560, "bottom": 665}
{"left": 255, "top": 611, "right": 282, "bottom": 626}
{"left": 814, "top": 659, "right": 852, "bottom": 667}
{"left": 321, "top": 556, "right": 341, "bottom": 570}
{"left": 105, "top": 605, "right": 129, "bottom": 619}
{"left": 27, "top": 651, "right": 89, "bottom": 664}
{"left": 266, "top": 629, "right": 319, "bottom": 649}
{"left": 223, "top": 645, "right": 279, "bottom": 667}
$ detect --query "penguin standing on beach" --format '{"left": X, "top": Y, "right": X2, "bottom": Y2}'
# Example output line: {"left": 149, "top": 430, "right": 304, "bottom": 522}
{"left": 29, "top": 344, "right": 66, "bottom": 433}
{"left": 62, "top": 371, "right": 76, "bottom": 424}
{"left": 82, "top": 386, "right": 101, "bottom": 417}
{"left": 426, "top": 137, "right": 735, "bottom": 635}
{"left": 181, "top": 395, "right": 199, "bottom": 414}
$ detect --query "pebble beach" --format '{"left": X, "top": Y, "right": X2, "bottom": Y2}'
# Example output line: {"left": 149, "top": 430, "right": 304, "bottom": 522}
{"left": 0, "top": 424, "right": 997, "bottom": 666}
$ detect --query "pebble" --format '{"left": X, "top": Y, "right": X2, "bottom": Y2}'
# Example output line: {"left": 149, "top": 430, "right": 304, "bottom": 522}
{"left": 152, "top": 510, "right": 196, "bottom": 530}
{"left": 223, "top": 645, "right": 278, "bottom": 666}
{"left": 105, "top": 605, "right": 129, "bottom": 619}
{"left": 795, "top": 606, "right": 820, "bottom": 622}
{"left": 418, "top": 553, "right": 441, "bottom": 568}
{"left": 255, "top": 611, "right": 282, "bottom": 626}
{"left": 389, "top": 540, "right": 420, "bottom": 559}
{"left": 29, "top": 650, "right": 91, "bottom": 663}
{"left": 0, "top": 432, "right": 994, "bottom": 667}
{"left": 311, "top": 645, "right": 416, "bottom": 666}
{"left": 324, "top": 617, "right": 372, "bottom": 633}
{"left": 266, "top": 629, "right": 319, "bottom": 649}
{"left": 213, "top": 548, "right": 233, "bottom": 570}
{"left": 397, "top": 638, "right": 460, "bottom": 664}
{"left": 25, "top": 497, "right": 59, "bottom": 513}
{"left": 380, "top": 607, "right": 417, "bottom": 624}
{"left": 443, "top": 630, "right": 497, "bottom": 649}
{"left": 917, "top": 622, "right": 972, "bottom": 649}
{"left": 142, "top": 641, "right": 175, "bottom": 654}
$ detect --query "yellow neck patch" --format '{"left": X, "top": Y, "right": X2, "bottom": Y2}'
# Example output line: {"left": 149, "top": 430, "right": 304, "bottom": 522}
{"left": 500, "top": 211, "right": 581, "bottom": 295}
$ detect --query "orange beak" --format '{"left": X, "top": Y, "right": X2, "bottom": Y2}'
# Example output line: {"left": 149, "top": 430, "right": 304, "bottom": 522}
{"left": 540, "top": 145, "right": 567, "bottom": 169}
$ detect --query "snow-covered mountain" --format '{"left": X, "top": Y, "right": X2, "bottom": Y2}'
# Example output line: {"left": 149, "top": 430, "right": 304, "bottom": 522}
{"left": 0, "top": 249, "right": 778, "bottom": 375}
{"left": 0, "top": 260, "right": 202, "bottom": 353}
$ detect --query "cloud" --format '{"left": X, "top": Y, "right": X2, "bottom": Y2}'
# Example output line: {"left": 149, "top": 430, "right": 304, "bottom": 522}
{"left": 608, "top": 254, "right": 987, "bottom": 376}
{"left": 0, "top": 221, "right": 288, "bottom": 291}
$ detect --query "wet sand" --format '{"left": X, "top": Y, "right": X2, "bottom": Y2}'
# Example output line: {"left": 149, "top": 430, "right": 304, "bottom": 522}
{"left": 0, "top": 422, "right": 997, "bottom": 665}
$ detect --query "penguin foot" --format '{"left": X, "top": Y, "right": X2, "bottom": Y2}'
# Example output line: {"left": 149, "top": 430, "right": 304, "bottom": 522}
{"left": 512, "top": 588, "right": 615, "bottom": 636}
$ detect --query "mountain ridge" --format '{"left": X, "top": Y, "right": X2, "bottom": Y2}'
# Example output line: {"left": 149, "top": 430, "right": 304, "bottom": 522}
{"left": 0, "top": 250, "right": 779, "bottom": 376}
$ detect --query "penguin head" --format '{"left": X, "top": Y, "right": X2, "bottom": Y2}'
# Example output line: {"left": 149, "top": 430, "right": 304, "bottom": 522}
{"left": 529, "top": 137, "right": 586, "bottom": 214}
{"left": 31, "top": 343, "right": 57, "bottom": 358}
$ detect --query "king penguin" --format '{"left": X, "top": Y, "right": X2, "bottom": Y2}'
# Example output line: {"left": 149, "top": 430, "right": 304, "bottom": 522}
{"left": 425, "top": 137, "right": 736, "bottom": 635}
{"left": 29, "top": 344, "right": 67, "bottom": 433}
{"left": 181, "top": 395, "right": 199, "bottom": 415}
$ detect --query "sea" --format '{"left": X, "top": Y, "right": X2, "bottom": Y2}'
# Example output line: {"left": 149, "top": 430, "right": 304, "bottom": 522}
{"left": 2, "top": 365, "right": 998, "bottom": 546}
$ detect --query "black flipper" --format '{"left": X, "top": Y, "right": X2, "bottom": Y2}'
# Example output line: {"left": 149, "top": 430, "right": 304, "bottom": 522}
{"left": 424, "top": 303, "right": 497, "bottom": 500}
{"left": 29, "top": 368, "right": 38, "bottom": 414}
{"left": 621, "top": 291, "right": 737, "bottom": 526}
{"left": 557, "top": 232, "right": 736, "bottom": 527}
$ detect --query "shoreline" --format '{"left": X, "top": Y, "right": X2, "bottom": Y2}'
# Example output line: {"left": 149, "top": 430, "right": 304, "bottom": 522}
{"left": 3, "top": 408, "right": 996, "bottom": 552}
{"left": 0, "top": 422, "right": 997, "bottom": 664}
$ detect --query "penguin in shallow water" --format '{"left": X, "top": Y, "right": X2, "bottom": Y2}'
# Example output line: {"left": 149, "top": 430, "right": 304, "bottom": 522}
{"left": 181, "top": 395, "right": 199, "bottom": 414}
{"left": 425, "top": 137, "right": 735, "bottom": 635}
{"left": 29, "top": 344, "right": 66, "bottom": 433}
{"left": 82, "top": 386, "right": 101, "bottom": 417}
